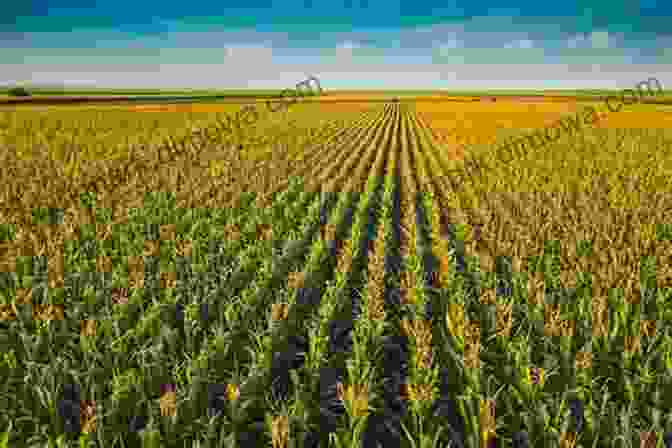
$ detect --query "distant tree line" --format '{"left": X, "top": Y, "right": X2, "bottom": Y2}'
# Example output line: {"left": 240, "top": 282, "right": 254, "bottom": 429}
{"left": 7, "top": 86, "right": 31, "bottom": 97}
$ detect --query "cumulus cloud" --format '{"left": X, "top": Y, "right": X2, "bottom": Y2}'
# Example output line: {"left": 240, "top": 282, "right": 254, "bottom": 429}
{"left": 1, "top": 20, "right": 666, "bottom": 89}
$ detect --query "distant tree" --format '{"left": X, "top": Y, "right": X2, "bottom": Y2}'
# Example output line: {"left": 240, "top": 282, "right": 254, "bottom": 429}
{"left": 8, "top": 86, "right": 31, "bottom": 97}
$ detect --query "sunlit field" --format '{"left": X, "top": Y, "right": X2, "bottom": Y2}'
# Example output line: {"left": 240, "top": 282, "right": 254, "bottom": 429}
{"left": 1, "top": 94, "right": 671, "bottom": 447}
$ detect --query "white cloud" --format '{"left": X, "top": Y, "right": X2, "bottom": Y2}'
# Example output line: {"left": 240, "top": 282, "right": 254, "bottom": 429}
{"left": 1, "top": 23, "right": 664, "bottom": 89}
{"left": 4, "top": 62, "right": 671, "bottom": 89}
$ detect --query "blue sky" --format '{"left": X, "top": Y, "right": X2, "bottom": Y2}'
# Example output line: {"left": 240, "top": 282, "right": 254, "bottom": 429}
{"left": 1, "top": 0, "right": 670, "bottom": 89}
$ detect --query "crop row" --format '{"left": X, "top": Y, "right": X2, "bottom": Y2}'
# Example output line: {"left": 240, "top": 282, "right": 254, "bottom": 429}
{"left": 2, "top": 101, "right": 672, "bottom": 447}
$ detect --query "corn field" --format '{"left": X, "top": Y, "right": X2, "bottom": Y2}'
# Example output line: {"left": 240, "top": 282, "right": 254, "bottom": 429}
{"left": 1, "top": 100, "right": 672, "bottom": 447}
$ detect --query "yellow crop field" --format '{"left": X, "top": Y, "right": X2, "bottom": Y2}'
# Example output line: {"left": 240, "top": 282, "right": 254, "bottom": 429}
{"left": 1, "top": 96, "right": 672, "bottom": 448}
{"left": 417, "top": 99, "right": 581, "bottom": 148}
